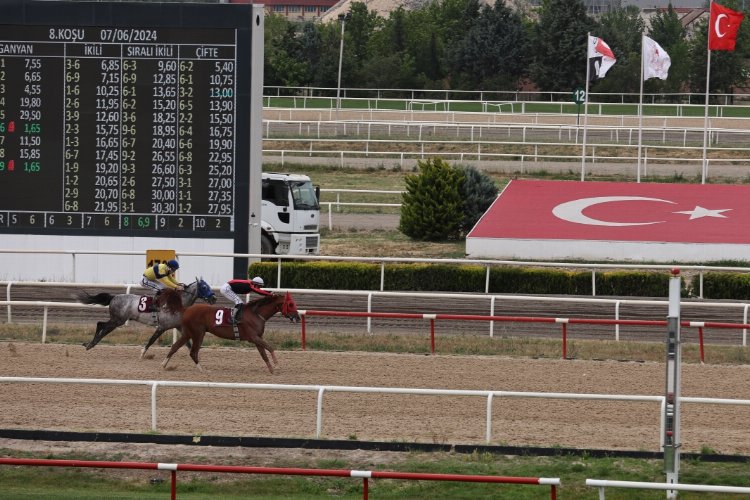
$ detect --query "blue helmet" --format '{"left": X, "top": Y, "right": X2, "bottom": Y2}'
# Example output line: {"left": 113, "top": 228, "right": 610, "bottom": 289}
{"left": 167, "top": 259, "right": 179, "bottom": 270}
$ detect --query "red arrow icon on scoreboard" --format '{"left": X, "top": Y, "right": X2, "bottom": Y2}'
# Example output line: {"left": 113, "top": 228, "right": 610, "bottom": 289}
{"left": 7, "top": 160, "right": 14, "bottom": 171}
{"left": 7, "top": 121, "right": 14, "bottom": 132}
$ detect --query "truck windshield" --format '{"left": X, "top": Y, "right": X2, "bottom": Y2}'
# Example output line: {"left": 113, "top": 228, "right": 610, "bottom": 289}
{"left": 290, "top": 181, "right": 319, "bottom": 210}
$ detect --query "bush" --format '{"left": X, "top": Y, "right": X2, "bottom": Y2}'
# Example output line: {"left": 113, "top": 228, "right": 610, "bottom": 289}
{"left": 458, "top": 165, "right": 499, "bottom": 233}
{"left": 399, "top": 158, "right": 465, "bottom": 241}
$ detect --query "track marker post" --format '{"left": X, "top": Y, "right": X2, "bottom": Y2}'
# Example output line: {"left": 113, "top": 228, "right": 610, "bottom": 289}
{"left": 664, "top": 268, "right": 682, "bottom": 499}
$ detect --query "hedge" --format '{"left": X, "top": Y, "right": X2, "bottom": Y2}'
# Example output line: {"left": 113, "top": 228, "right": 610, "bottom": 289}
{"left": 242, "top": 262, "right": 750, "bottom": 299}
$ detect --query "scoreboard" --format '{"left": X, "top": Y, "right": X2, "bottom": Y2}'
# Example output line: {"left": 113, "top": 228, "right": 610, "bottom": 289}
{"left": 0, "top": 1, "right": 254, "bottom": 239}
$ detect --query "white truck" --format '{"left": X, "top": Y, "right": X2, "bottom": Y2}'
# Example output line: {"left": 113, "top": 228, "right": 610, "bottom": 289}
{"left": 260, "top": 172, "right": 321, "bottom": 255}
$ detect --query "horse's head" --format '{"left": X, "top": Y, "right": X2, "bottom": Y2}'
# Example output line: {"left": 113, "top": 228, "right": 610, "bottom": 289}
{"left": 195, "top": 278, "right": 217, "bottom": 304}
{"left": 279, "top": 292, "right": 300, "bottom": 323}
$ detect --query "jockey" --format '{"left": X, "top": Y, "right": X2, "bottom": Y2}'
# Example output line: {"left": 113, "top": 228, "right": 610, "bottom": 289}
{"left": 220, "top": 276, "right": 273, "bottom": 323}
{"left": 141, "top": 259, "right": 184, "bottom": 298}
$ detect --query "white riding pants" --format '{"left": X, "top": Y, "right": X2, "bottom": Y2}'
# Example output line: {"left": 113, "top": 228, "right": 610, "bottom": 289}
{"left": 220, "top": 282, "right": 243, "bottom": 306}
{"left": 141, "top": 276, "right": 165, "bottom": 292}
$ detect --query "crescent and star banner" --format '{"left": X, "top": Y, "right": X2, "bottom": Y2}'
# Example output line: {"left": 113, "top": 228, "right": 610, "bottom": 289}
{"left": 466, "top": 180, "right": 750, "bottom": 262}
{"left": 709, "top": 2, "right": 744, "bottom": 51}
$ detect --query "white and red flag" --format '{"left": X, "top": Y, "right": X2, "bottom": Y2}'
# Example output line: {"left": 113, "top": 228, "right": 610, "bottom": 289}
{"left": 642, "top": 35, "right": 671, "bottom": 80}
{"left": 588, "top": 35, "right": 616, "bottom": 80}
{"left": 709, "top": 2, "right": 744, "bottom": 51}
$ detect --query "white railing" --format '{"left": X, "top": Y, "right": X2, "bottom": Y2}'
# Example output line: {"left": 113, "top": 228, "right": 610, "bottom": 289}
{"left": 5, "top": 288, "right": 750, "bottom": 346}
{"left": 2, "top": 375, "right": 749, "bottom": 449}
{"left": 262, "top": 86, "right": 745, "bottom": 110}
{"left": 586, "top": 478, "right": 750, "bottom": 497}
{"left": 2, "top": 252, "right": 749, "bottom": 297}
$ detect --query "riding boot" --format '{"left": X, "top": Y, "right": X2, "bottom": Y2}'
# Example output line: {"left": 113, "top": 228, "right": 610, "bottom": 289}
{"left": 233, "top": 303, "right": 244, "bottom": 324}
{"left": 153, "top": 290, "right": 162, "bottom": 312}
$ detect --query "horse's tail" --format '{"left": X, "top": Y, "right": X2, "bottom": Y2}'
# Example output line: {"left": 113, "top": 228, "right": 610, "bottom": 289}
{"left": 77, "top": 291, "right": 114, "bottom": 306}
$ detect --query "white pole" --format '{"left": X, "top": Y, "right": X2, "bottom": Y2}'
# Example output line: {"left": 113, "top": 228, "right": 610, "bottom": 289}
{"left": 664, "top": 268, "right": 682, "bottom": 499}
{"left": 336, "top": 15, "right": 347, "bottom": 121}
{"left": 581, "top": 33, "right": 592, "bottom": 181}
{"left": 637, "top": 35, "right": 645, "bottom": 183}
{"left": 702, "top": 22, "right": 713, "bottom": 184}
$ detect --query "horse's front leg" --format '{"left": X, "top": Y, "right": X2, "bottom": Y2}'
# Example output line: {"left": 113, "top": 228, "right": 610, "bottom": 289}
{"left": 245, "top": 330, "right": 277, "bottom": 373}
{"left": 162, "top": 330, "right": 192, "bottom": 369}
{"left": 141, "top": 326, "right": 171, "bottom": 359}
{"left": 253, "top": 344, "right": 275, "bottom": 374}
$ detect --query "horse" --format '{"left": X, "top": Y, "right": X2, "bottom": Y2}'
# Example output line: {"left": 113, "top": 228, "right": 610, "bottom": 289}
{"left": 77, "top": 278, "right": 216, "bottom": 357}
{"left": 162, "top": 292, "right": 300, "bottom": 374}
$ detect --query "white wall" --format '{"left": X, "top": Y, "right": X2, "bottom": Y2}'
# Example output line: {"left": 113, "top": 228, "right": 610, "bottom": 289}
{"left": 0, "top": 234, "right": 235, "bottom": 287}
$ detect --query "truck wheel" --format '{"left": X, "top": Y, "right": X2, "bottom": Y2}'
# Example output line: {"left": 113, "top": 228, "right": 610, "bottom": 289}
{"left": 260, "top": 235, "right": 274, "bottom": 255}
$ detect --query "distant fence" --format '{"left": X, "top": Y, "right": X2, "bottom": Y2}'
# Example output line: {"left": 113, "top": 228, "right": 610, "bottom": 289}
{"left": 298, "top": 308, "right": 750, "bottom": 362}
{"left": 0, "top": 457, "right": 560, "bottom": 499}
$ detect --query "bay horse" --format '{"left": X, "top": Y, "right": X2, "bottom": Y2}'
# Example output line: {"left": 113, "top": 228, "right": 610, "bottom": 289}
{"left": 77, "top": 278, "right": 216, "bottom": 356}
{"left": 162, "top": 292, "right": 300, "bottom": 374}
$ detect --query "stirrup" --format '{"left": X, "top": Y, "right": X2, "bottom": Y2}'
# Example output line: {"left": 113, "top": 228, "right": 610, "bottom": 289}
{"left": 233, "top": 304, "right": 243, "bottom": 324}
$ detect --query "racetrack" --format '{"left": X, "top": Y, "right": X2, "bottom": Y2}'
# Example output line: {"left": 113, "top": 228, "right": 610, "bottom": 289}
{"left": 1, "top": 341, "right": 750, "bottom": 456}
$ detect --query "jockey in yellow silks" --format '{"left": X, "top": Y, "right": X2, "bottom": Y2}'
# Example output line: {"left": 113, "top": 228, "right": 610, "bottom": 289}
{"left": 141, "top": 259, "right": 184, "bottom": 293}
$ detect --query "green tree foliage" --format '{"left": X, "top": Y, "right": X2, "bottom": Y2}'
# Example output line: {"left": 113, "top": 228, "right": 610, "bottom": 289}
{"left": 458, "top": 166, "right": 499, "bottom": 233}
{"left": 264, "top": 0, "right": 749, "bottom": 102}
{"left": 399, "top": 158, "right": 465, "bottom": 241}
{"left": 529, "top": 0, "right": 596, "bottom": 93}
{"left": 594, "top": 6, "right": 645, "bottom": 97}
{"left": 264, "top": 14, "right": 311, "bottom": 87}
{"left": 447, "top": 0, "right": 529, "bottom": 90}
{"left": 647, "top": 4, "right": 689, "bottom": 99}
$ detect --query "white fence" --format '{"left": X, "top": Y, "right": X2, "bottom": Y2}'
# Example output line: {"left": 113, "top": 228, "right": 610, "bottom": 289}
{"left": 586, "top": 479, "right": 750, "bottom": 497}
{"left": 5, "top": 285, "right": 750, "bottom": 347}
{"left": 2, "top": 249, "right": 749, "bottom": 296}
{"left": 2, "top": 375, "right": 749, "bottom": 449}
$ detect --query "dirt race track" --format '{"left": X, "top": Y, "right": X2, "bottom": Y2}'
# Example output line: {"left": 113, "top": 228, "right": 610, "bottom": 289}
{"left": 1, "top": 340, "right": 750, "bottom": 458}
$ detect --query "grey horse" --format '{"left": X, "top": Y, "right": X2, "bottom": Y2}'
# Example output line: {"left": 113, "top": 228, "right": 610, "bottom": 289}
{"left": 78, "top": 278, "right": 216, "bottom": 357}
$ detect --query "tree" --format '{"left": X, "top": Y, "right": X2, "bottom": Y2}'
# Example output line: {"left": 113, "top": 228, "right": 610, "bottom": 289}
{"left": 594, "top": 6, "right": 645, "bottom": 97}
{"left": 529, "top": 0, "right": 596, "bottom": 93}
{"left": 446, "top": 0, "right": 528, "bottom": 90}
{"left": 264, "top": 14, "right": 310, "bottom": 87}
{"left": 458, "top": 166, "right": 498, "bottom": 233}
{"left": 646, "top": 4, "right": 689, "bottom": 99}
{"left": 399, "top": 158, "right": 465, "bottom": 241}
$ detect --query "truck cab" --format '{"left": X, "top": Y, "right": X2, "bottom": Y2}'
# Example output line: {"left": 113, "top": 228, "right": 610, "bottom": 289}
{"left": 260, "top": 172, "right": 320, "bottom": 255}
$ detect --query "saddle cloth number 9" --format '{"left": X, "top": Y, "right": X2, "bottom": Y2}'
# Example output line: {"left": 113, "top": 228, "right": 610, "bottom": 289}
{"left": 214, "top": 308, "right": 234, "bottom": 326}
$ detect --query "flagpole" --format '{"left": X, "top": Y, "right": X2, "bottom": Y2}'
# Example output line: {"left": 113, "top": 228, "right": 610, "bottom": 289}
{"left": 581, "top": 32, "right": 591, "bottom": 181}
{"left": 637, "top": 35, "right": 645, "bottom": 183}
{"left": 702, "top": 44, "right": 712, "bottom": 185}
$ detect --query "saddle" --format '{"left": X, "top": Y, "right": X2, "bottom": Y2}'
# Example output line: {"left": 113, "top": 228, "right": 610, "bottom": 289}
{"left": 137, "top": 295, "right": 159, "bottom": 313}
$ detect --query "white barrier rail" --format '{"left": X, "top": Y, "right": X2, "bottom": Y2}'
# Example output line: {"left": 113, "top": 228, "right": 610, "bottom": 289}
{"left": 2, "top": 376, "right": 749, "bottom": 449}
{"left": 2, "top": 251, "right": 749, "bottom": 298}
{"left": 5, "top": 286, "right": 750, "bottom": 346}
{"left": 586, "top": 478, "right": 750, "bottom": 497}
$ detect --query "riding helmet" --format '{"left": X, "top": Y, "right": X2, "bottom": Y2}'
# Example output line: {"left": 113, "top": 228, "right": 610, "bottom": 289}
{"left": 167, "top": 259, "right": 179, "bottom": 270}
{"left": 251, "top": 276, "right": 265, "bottom": 287}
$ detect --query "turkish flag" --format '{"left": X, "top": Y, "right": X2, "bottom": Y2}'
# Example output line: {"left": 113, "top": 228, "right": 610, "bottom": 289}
{"left": 468, "top": 180, "right": 750, "bottom": 244}
{"left": 709, "top": 2, "right": 744, "bottom": 51}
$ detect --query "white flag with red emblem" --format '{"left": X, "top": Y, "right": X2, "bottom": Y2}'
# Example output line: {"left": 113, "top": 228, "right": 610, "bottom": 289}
{"left": 588, "top": 35, "right": 616, "bottom": 80}
{"left": 642, "top": 36, "right": 671, "bottom": 80}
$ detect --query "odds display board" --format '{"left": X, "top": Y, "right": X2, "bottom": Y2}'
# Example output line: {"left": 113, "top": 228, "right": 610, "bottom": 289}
{"left": 0, "top": 0, "right": 253, "bottom": 240}
{"left": 466, "top": 180, "right": 750, "bottom": 262}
